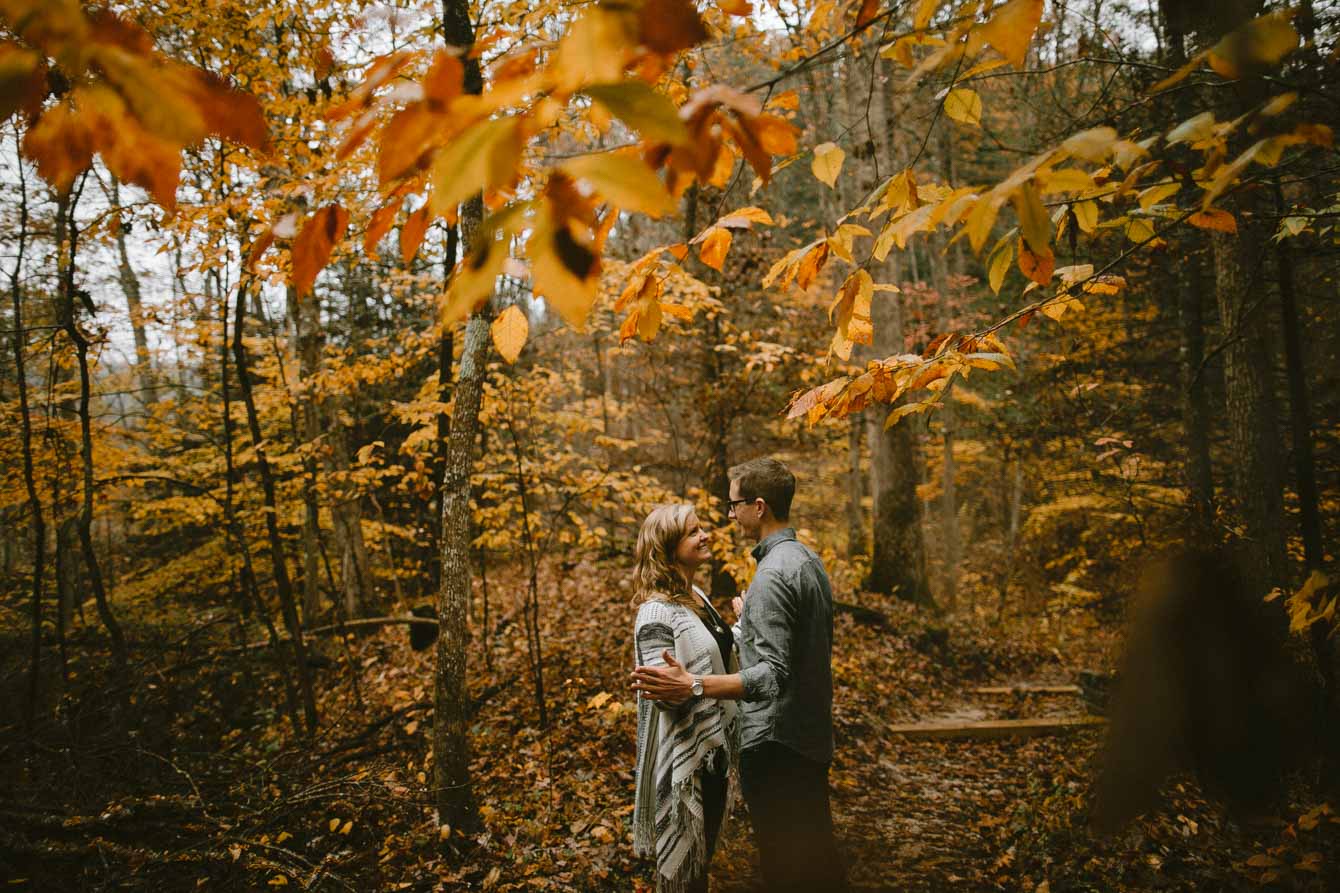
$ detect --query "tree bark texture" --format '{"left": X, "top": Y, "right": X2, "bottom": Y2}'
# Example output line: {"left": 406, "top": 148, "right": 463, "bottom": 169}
{"left": 1211, "top": 227, "right": 1286, "bottom": 597}
{"left": 866, "top": 287, "right": 932, "bottom": 605}
{"left": 434, "top": 0, "right": 483, "bottom": 834}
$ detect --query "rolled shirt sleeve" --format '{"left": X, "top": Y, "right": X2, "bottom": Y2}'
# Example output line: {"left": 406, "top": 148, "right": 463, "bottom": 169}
{"left": 738, "top": 569, "right": 795, "bottom": 702}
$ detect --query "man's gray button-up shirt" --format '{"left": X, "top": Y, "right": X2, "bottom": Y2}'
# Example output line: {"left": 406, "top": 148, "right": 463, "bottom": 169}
{"left": 736, "top": 527, "right": 835, "bottom": 764}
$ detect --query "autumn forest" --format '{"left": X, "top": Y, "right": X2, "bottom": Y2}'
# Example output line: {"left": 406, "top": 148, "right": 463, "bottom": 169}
{"left": 2, "top": 0, "right": 1339, "bottom": 889}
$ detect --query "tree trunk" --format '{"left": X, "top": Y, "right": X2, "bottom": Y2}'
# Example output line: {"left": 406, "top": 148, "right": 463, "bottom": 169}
{"left": 11, "top": 159, "right": 45, "bottom": 739}
{"left": 866, "top": 287, "right": 932, "bottom": 604}
{"left": 108, "top": 178, "right": 154, "bottom": 402}
{"left": 291, "top": 285, "right": 325, "bottom": 622}
{"left": 846, "top": 415, "right": 865, "bottom": 558}
{"left": 55, "top": 190, "right": 130, "bottom": 705}
{"left": 434, "top": 0, "right": 483, "bottom": 834}
{"left": 1211, "top": 226, "right": 1286, "bottom": 597}
{"left": 219, "top": 270, "right": 303, "bottom": 734}
{"left": 233, "top": 275, "right": 319, "bottom": 734}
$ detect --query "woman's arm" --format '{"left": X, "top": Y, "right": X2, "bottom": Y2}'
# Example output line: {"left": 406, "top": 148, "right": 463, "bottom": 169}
{"left": 634, "top": 621, "right": 691, "bottom": 711}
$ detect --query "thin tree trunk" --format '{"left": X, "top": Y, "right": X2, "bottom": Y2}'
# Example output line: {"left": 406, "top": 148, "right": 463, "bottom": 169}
{"left": 434, "top": 0, "right": 483, "bottom": 833}
{"left": 219, "top": 270, "right": 303, "bottom": 734}
{"left": 11, "top": 155, "right": 45, "bottom": 739}
{"left": 233, "top": 275, "right": 319, "bottom": 734}
{"left": 432, "top": 224, "right": 458, "bottom": 595}
{"left": 290, "top": 284, "right": 325, "bottom": 622}
{"left": 846, "top": 414, "right": 865, "bottom": 558}
{"left": 108, "top": 178, "right": 154, "bottom": 401}
{"left": 55, "top": 189, "right": 130, "bottom": 705}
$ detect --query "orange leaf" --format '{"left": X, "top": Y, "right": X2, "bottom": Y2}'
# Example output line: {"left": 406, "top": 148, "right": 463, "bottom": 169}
{"left": 639, "top": 0, "right": 708, "bottom": 54}
{"left": 978, "top": 0, "right": 1044, "bottom": 69}
{"left": 364, "top": 196, "right": 404, "bottom": 258}
{"left": 292, "top": 204, "right": 349, "bottom": 298}
{"left": 490, "top": 304, "right": 529, "bottom": 363}
{"left": 1017, "top": 239, "right": 1054, "bottom": 286}
{"left": 856, "top": 0, "right": 880, "bottom": 28}
{"left": 796, "top": 242, "right": 831, "bottom": 291}
{"left": 22, "top": 100, "right": 95, "bottom": 193}
{"left": 400, "top": 205, "right": 431, "bottom": 265}
{"left": 716, "top": 0, "right": 753, "bottom": 15}
{"left": 378, "top": 104, "right": 438, "bottom": 187}
{"left": 698, "top": 227, "right": 732, "bottom": 270}
{"left": 1188, "top": 208, "right": 1237, "bottom": 233}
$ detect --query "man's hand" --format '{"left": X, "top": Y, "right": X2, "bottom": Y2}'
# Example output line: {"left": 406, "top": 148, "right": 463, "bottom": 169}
{"left": 630, "top": 650, "right": 694, "bottom": 702}
{"left": 731, "top": 595, "right": 744, "bottom": 620}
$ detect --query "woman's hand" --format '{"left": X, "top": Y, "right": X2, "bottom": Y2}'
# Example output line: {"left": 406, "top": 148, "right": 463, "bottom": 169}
{"left": 731, "top": 595, "right": 744, "bottom": 620}
{"left": 630, "top": 651, "right": 694, "bottom": 702}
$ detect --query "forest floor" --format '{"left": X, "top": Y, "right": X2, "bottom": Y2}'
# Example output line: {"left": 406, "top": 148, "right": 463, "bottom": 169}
{"left": 1, "top": 560, "right": 1337, "bottom": 891}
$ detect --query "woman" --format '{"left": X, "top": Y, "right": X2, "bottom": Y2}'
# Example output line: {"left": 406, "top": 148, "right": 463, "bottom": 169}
{"left": 632, "top": 504, "right": 738, "bottom": 893}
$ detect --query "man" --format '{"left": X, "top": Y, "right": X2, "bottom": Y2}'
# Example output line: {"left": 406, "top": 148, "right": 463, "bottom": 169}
{"left": 631, "top": 457, "right": 845, "bottom": 892}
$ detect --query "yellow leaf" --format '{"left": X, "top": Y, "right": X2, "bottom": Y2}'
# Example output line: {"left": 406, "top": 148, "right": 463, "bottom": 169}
{"left": 339, "top": 820, "right": 353, "bottom": 835}
{"left": 552, "top": 7, "right": 637, "bottom": 93}
{"left": 528, "top": 209, "right": 601, "bottom": 330}
{"left": 1124, "top": 217, "right": 1156, "bottom": 243}
{"left": 811, "top": 141, "right": 845, "bottom": 188}
{"left": 978, "top": 0, "right": 1044, "bottom": 69}
{"left": 328, "top": 819, "right": 340, "bottom": 832}
{"left": 1072, "top": 199, "right": 1098, "bottom": 233}
{"left": 587, "top": 691, "right": 613, "bottom": 709}
{"left": 987, "top": 238, "right": 1013, "bottom": 294}
{"left": 582, "top": 82, "right": 689, "bottom": 145}
{"left": 913, "top": 0, "right": 941, "bottom": 30}
{"left": 698, "top": 227, "right": 733, "bottom": 270}
{"left": 1061, "top": 126, "right": 1118, "bottom": 162}
{"left": 943, "top": 88, "right": 981, "bottom": 126}
{"left": 1208, "top": 10, "right": 1298, "bottom": 79}
{"left": 428, "top": 117, "right": 523, "bottom": 220}
{"left": 1036, "top": 166, "right": 1094, "bottom": 195}
{"left": 715, "top": 206, "right": 774, "bottom": 228}
{"left": 490, "top": 304, "right": 529, "bottom": 363}
{"left": 1137, "top": 182, "right": 1180, "bottom": 210}
{"left": 268, "top": 875, "right": 289, "bottom": 886}
{"left": 1167, "top": 111, "right": 1216, "bottom": 146}
{"left": 443, "top": 231, "right": 509, "bottom": 328}
{"left": 1011, "top": 182, "right": 1050, "bottom": 255}
{"left": 561, "top": 152, "right": 675, "bottom": 217}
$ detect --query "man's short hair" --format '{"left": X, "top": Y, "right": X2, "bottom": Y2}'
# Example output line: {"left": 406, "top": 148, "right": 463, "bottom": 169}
{"left": 729, "top": 457, "right": 796, "bottom": 522}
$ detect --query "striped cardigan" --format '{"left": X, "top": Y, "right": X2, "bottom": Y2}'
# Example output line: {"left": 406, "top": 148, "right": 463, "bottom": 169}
{"left": 633, "top": 596, "right": 739, "bottom": 893}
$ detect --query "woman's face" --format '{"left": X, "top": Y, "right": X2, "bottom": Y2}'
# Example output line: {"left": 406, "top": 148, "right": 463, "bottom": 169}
{"left": 673, "top": 513, "right": 712, "bottom": 571}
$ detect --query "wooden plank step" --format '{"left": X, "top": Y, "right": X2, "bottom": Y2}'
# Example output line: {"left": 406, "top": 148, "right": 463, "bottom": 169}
{"left": 972, "top": 684, "right": 1082, "bottom": 696}
{"left": 884, "top": 716, "right": 1107, "bottom": 741}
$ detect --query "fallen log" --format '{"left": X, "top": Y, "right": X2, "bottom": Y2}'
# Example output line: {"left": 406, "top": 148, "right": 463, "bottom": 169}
{"left": 972, "top": 684, "right": 1082, "bottom": 696}
{"left": 833, "top": 601, "right": 889, "bottom": 628}
{"left": 883, "top": 716, "right": 1106, "bottom": 741}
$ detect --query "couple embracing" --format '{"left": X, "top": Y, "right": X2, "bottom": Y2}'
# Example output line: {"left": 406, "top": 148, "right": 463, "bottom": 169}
{"left": 630, "top": 458, "right": 846, "bottom": 893}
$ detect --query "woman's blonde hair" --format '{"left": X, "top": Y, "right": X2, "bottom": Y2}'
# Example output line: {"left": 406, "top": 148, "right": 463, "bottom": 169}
{"left": 631, "top": 503, "right": 707, "bottom": 619}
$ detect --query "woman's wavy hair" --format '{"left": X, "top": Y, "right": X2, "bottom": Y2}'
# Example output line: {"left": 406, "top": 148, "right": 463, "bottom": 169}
{"left": 631, "top": 503, "right": 707, "bottom": 619}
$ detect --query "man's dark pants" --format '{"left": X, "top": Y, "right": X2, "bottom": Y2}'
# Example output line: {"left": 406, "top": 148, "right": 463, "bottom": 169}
{"left": 739, "top": 741, "right": 845, "bottom": 892}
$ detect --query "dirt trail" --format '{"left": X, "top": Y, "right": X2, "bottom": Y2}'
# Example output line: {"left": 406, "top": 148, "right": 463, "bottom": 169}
{"left": 710, "top": 683, "right": 1104, "bottom": 892}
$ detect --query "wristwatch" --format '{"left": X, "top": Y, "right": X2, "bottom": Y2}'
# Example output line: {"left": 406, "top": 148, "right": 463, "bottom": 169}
{"left": 690, "top": 676, "right": 704, "bottom": 698}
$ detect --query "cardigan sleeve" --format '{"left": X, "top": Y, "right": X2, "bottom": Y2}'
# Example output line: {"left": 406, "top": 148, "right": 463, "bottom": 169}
{"left": 634, "top": 611, "right": 691, "bottom": 714}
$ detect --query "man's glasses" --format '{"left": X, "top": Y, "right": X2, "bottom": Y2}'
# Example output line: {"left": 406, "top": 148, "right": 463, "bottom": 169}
{"left": 726, "top": 497, "right": 755, "bottom": 513}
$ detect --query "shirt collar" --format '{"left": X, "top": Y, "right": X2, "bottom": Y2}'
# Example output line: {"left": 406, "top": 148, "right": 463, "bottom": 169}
{"left": 751, "top": 527, "right": 796, "bottom": 562}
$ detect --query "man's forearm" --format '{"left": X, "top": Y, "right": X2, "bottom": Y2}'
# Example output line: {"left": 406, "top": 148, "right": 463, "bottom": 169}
{"left": 701, "top": 674, "right": 745, "bottom": 700}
